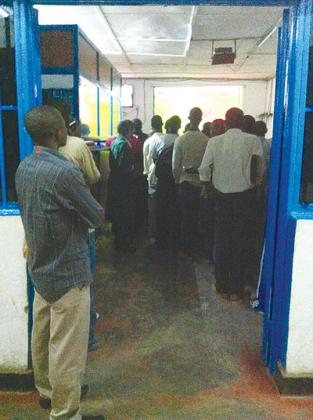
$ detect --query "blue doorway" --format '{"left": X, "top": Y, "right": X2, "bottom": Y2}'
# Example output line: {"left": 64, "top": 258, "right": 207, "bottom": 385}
{"left": 3, "top": 0, "right": 313, "bottom": 379}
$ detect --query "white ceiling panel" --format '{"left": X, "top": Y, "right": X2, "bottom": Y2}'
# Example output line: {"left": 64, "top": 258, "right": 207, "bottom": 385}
{"left": 119, "top": 39, "right": 187, "bottom": 56}
{"left": 105, "top": 13, "right": 191, "bottom": 41}
{"left": 101, "top": 6, "right": 192, "bottom": 15}
{"left": 37, "top": 4, "right": 284, "bottom": 80}
{"left": 128, "top": 55, "right": 185, "bottom": 65}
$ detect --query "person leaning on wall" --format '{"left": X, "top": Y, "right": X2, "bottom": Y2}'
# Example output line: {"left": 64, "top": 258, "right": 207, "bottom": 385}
{"left": 16, "top": 105, "right": 104, "bottom": 420}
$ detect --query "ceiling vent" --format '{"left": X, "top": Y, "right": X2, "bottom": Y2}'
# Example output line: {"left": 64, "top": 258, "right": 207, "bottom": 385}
{"left": 211, "top": 40, "right": 236, "bottom": 65}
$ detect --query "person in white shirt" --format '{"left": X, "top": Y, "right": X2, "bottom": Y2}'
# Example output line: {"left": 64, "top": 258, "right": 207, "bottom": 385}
{"left": 172, "top": 107, "right": 208, "bottom": 253}
{"left": 151, "top": 115, "right": 181, "bottom": 161}
{"left": 143, "top": 115, "right": 163, "bottom": 243}
{"left": 154, "top": 116, "right": 181, "bottom": 249}
{"left": 199, "top": 107, "right": 263, "bottom": 301}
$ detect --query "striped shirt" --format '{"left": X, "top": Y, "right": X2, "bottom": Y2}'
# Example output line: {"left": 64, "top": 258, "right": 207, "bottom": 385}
{"left": 16, "top": 146, "right": 104, "bottom": 303}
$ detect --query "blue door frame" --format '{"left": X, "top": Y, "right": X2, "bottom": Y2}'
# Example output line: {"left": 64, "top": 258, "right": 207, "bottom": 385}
{"left": 6, "top": 0, "right": 313, "bottom": 376}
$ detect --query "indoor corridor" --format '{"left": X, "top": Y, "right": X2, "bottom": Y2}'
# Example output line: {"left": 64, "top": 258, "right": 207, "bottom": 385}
{"left": 1, "top": 235, "right": 313, "bottom": 419}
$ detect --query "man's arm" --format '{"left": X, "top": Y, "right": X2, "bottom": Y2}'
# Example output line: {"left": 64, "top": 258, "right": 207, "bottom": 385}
{"left": 143, "top": 140, "right": 150, "bottom": 175}
{"left": 59, "top": 165, "right": 104, "bottom": 228}
{"left": 199, "top": 143, "right": 213, "bottom": 183}
{"left": 172, "top": 137, "right": 182, "bottom": 183}
{"left": 251, "top": 138, "right": 264, "bottom": 186}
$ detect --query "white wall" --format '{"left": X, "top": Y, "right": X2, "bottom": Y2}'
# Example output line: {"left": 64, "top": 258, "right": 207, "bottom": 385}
{"left": 0, "top": 217, "right": 29, "bottom": 371}
{"left": 286, "top": 220, "right": 313, "bottom": 375}
{"left": 122, "top": 78, "right": 274, "bottom": 135}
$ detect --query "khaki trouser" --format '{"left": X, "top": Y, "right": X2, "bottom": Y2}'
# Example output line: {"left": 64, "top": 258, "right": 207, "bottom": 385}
{"left": 32, "top": 285, "right": 90, "bottom": 420}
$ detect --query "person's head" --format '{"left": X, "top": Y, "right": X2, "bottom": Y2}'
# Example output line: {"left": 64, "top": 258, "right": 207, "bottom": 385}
{"left": 255, "top": 121, "right": 268, "bottom": 137}
{"left": 133, "top": 118, "right": 143, "bottom": 134}
{"left": 184, "top": 123, "right": 191, "bottom": 133}
{"left": 225, "top": 107, "right": 244, "bottom": 129}
{"left": 68, "top": 119, "right": 81, "bottom": 137}
{"left": 24, "top": 105, "right": 67, "bottom": 149}
{"left": 188, "top": 107, "right": 203, "bottom": 129}
{"left": 242, "top": 115, "right": 256, "bottom": 134}
{"left": 151, "top": 115, "right": 163, "bottom": 133}
{"left": 117, "top": 119, "right": 134, "bottom": 138}
{"left": 80, "top": 123, "right": 90, "bottom": 138}
{"left": 44, "top": 98, "right": 71, "bottom": 131}
{"left": 202, "top": 121, "right": 212, "bottom": 137}
{"left": 165, "top": 115, "right": 181, "bottom": 134}
{"left": 211, "top": 119, "right": 226, "bottom": 137}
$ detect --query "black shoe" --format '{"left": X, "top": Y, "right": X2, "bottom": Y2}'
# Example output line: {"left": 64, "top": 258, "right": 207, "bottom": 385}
{"left": 39, "top": 384, "right": 89, "bottom": 410}
{"left": 82, "top": 416, "right": 105, "bottom": 420}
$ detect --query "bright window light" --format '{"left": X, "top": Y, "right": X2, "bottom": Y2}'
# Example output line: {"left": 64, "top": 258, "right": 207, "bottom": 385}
{"left": 154, "top": 85, "right": 242, "bottom": 131}
{"left": 121, "top": 84, "right": 133, "bottom": 108}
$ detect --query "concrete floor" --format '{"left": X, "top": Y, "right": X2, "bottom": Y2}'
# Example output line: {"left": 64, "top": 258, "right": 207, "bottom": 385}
{"left": 1, "top": 234, "right": 313, "bottom": 419}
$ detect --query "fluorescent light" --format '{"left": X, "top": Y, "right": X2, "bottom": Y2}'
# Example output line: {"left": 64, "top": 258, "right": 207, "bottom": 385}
{"left": 0, "top": 7, "right": 9, "bottom": 18}
{"left": 128, "top": 52, "right": 185, "bottom": 57}
{"left": 118, "top": 37, "right": 188, "bottom": 43}
{"left": 257, "top": 17, "right": 282, "bottom": 49}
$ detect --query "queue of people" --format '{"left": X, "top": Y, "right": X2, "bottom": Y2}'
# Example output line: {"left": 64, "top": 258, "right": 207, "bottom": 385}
{"left": 15, "top": 101, "right": 270, "bottom": 419}
{"left": 105, "top": 107, "right": 270, "bottom": 305}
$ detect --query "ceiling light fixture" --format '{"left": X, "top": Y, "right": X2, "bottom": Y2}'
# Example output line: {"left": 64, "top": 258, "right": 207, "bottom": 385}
{"left": 257, "top": 17, "right": 282, "bottom": 49}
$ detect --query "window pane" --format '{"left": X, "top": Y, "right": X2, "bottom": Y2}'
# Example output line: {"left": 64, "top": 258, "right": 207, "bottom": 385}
{"left": 0, "top": 14, "right": 16, "bottom": 105}
{"left": 112, "top": 98, "right": 121, "bottom": 135}
{"left": 306, "top": 45, "right": 313, "bottom": 108}
{"left": 300, "top": 113, "right": 313, "bottom": 203}
{"left": 2, "top": 111, "right": 20, "bottom": 202}
{"left": 79, "top": 76, "right": 98, "bottom": 137}
{"left": 99, "top": 88, "right": 111, "bottom": 138}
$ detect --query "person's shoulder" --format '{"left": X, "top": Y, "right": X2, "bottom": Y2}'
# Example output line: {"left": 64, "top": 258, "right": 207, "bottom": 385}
{"left": 64, "top": 135, "right": 87, "bottom": 150}
{"left": 243, "top": 132, "right": 259, "bottom": 142}
{"left": 198, "top": 132, "right": 209, "bottom": 143}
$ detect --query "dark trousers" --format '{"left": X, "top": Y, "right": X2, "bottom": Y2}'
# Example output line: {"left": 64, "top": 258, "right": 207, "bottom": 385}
{"left": 199, "top": 196, "right": 215, "bottom": 261}
{"left": 156, "top": 179, "right": 180, "bottom": 250}
{"left": 214, "top": 188, "right": 256, "bottom": 295}
{"left": 178, "top": 182, "right": 201, "bottom": 252}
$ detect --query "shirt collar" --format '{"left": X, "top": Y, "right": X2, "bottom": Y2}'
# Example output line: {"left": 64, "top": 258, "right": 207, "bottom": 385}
{"left": 34, "top": 146, "right": 68, "bottom": 161}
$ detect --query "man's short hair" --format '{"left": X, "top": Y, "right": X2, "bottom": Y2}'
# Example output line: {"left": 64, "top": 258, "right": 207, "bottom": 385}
{"left": 165, "top": 115, "right": 181, "bottom": 132}
{"left": 189, "top": 107, "right": 202, "bottom": 120}
{"left": 225, "top": 108, "right": 244, "bottom": 128}
{"left": 255, "top": 121, "right": 268, "bottom": 137}
{"left": 117, "top": 119, "right": 134, "bottom": 137}
{"left": 44, "top": 98, "right": 71, "bottom": 129}
{"left": 242, "top": 115, "right": 256, "bottom": 134}
{"left": 133, "top": 118, "right": 142, "bottom": 131}
{"left": 151, "top": 115, "right": 163, "bottom": 130}
{"left": 25, "top": 105, "right": 65, "bottom": 146}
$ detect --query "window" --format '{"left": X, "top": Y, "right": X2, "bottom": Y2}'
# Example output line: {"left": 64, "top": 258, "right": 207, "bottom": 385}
{"left": 0, "top": 8, "right": 20, "bottom": 206}
{"left": 300, "top": 18, "right": 313, "bottom": 203}
{"left": 79, "top": 76, "right": 98, "bottom": 137}
{"left": 154, "top": 85, "right": 242, "bottom": 131}
{"left": 121, "top": 84, "right": 133, "bottom": 108}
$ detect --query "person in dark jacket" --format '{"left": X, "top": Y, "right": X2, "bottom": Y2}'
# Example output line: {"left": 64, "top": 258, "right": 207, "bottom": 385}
{"left": 107, "top": 119, "right": 136, "bottom": 252}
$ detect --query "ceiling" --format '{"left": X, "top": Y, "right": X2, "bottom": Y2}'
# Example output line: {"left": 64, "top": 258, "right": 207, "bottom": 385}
{"left": 37, "top": 5, "right": 285, "bottom": 80}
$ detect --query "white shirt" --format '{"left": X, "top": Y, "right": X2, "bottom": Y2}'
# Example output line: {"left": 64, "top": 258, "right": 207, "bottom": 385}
{"left": 150, "top": 133, "right": 178, "bottom": 160}
{"left": 143, "top": 132, "right": 162, "bottom": 193}
{"left": 172, "top": 130, "right": 208, "bottom": 187}
{"left": 199, "top": 128, "right": 263, "bottom": 194}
